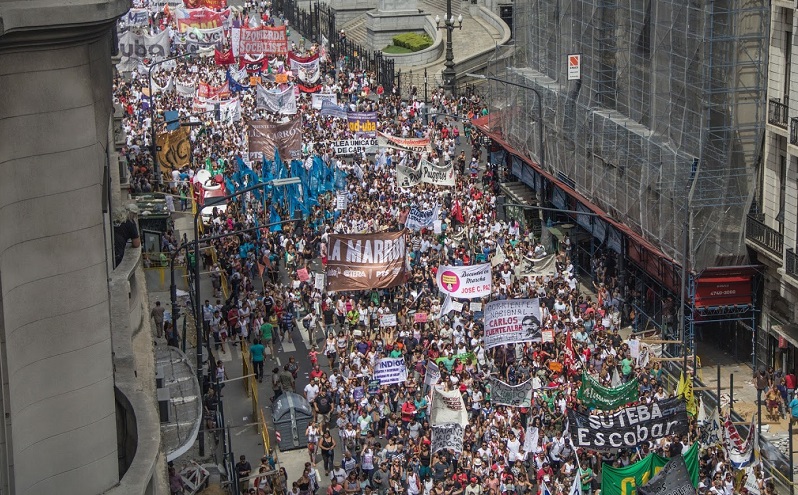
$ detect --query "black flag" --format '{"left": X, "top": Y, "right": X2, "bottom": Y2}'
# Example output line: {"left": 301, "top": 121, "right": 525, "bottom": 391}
{"left": 638, "top": 455, "right": 695, "bottom": 495}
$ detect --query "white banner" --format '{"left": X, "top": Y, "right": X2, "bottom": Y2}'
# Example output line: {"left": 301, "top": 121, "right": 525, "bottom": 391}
{"left": 117, "top": 30, "right": 171, "bottom": 71}
{"left": 380, "top": 313, "right": 397, "bottom": 327}
{"left": 312, "top": 93, "right": 338, "bottom": 110}
{"left": 397, "top": 163, "right": 422, "bottom": 188}
{"left": 373, "top": 357, "right": 408, "bottom": 385}
{"left": 435, "top": 264, "right": 492, "bottom": 299}
{"left": 523, "top": 426, "right": 541, "bottom": 455}
{"left": 406, "top": 204, "right": 439, "bottom": 231}
{"left": 256, "top": 84, "right": 297, "bottom": 115}
{"left": 335, "top": 191, "right": 348, "bottom": 211}
{"left": 431, "top": 423, "right": 464, "bottom": 453}
{"left": 489, "top": 378, "right": 534, "bottom": 407}
{"left": 175, "top": 81, "right": 196, "bottom": 96}
{"left": 397, "top": 160, "right": 455, "bottom": 188}
{"left": 700, "top": 407, "right": 722, "bottom": 447}
{"left": 419, "top": 160, "right": 456, "bottom": 187}
{"left": 332, "top": 138, "right": 379, "bottom": 156}
{"left": 124, "top": 8, "right": 150, "bottom": 26}
{"left": 424, "top": 361, "right": 441, "bottom": 386}
{"left": 430, "top": 387, "right": 468, "bottom": 426}
{"left": 483, "top": 298, "right": 542, "bottom": 349}
{"left": 289, "top": 54, "right": 321, "bottom": 84}
{"left": 314, "top": 273, "right": 325, "bottom": 291}
{"left": 180, "top": 26, "right": 226, "bottom": 53}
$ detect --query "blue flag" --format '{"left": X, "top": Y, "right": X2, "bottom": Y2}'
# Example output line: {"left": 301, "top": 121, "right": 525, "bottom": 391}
{"left": 269, "top": 205, "right": 282, "bottom": 231}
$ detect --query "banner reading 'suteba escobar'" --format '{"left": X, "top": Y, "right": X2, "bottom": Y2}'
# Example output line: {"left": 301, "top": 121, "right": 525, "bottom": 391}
{"left": 326, "top": 231, "right": 407, "bottom": 291}
{"left": 568, "top": 397, "right": 688, "bottom": 451}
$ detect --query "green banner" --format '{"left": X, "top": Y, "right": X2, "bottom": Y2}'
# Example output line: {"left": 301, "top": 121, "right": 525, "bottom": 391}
{"left": 601, "top": 442, "right": 699, "bottom": 495}
{"left": 577, "top": 373, "right": 639, "bottom": 410}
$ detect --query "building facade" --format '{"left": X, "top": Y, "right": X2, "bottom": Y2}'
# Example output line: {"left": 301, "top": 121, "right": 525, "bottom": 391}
{"left": 477, "top": 0, "right": 768, "bottom": 364}
{"left": 753, "top": 1, "right": 798, "bottom": 374}
{"left": 0, "top": 1, "right": 164, "bottom": 493}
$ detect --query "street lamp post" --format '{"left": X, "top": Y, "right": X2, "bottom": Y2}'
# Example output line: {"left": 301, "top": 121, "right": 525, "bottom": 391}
{"left": 436, "top": 8, "right": 463, "bottom": 95}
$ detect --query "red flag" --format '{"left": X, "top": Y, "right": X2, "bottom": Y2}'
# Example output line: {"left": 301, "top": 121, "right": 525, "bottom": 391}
{"left": 451, "top": 201, "right": 465, "bottom": 224}
{"left": 214, "top": 49, "right": 235, "bottom": 65}
{"left": 257, "top": 262, "right": 266, "bottom": 277}
{"left": 563, "top": 331, "right": 575, "bottom": 370}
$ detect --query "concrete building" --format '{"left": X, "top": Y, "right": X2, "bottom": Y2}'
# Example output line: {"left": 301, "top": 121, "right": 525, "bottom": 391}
{"left": 752, "top": 2, "right": 798, "bottom": 375}
{"left": 0, "top": 1, "right": 165, "bottom": 493}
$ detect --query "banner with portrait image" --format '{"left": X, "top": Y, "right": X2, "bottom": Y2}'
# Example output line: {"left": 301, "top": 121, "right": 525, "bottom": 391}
{"left": 326, "top": 231, "right": 408, "bottom": 291}
{"left": 248, "top": 117, "right": 302, "bottom": 161}
{"left": 156, "top": 126, "right": 191, "bottom": 171}
{"left": 431, "top": 423, "right": 464, "bottom": 453}
{"left": 568, "top": 397, "right": 689, "bottom": 451}
{"left": 430, "top": 387, "right": 468, "bottom": 426}
{"left": 489, "top": 378, "right": 534, "bottom": 407}
{"left": 435, "top": 263, "right": 491, "bottom": 299}
{"left": 288, "top": 52, "right": 321, "bottom": 85}
{"left": 483, "top": 298, "right": 542, "bottom": 349}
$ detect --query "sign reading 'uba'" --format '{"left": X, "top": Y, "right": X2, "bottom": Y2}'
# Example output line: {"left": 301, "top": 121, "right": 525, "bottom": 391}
{"left": 326, "top": 231, "right": 408, "bottom": 291}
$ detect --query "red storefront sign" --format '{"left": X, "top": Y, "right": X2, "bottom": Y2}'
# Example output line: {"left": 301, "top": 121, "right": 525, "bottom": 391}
{"left": 694, "top": 276, "right": 752, "bottom": 307}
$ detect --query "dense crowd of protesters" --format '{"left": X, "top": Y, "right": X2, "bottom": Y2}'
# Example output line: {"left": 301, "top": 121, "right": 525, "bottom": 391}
{"left": 115, "top": 2, "right": 772, "bottom": 495}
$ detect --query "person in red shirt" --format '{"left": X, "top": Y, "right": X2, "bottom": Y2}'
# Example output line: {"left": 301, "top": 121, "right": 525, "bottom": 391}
{"left": 401, "top": 399, "right": 417, "bottom": 427}
{"left": 786, "top": 370, "right": 797, "bottom": 401}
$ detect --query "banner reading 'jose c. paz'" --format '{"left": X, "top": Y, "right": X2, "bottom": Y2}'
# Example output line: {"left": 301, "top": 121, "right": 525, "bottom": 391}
{"left": 326, "top": 230, "right": 408, "bottom": 291}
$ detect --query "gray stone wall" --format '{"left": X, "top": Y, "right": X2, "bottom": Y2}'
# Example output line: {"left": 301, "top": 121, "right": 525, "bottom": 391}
{"left": 0, "top": 1, "right": 129, "bottom": 493}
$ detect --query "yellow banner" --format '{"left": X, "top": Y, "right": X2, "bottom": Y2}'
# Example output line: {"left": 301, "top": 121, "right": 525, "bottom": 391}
{"left": 156, "top": 126, "right": 191, "bottom": 171}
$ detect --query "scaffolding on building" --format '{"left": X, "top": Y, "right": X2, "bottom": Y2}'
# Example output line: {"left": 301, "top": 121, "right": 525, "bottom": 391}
{"left": 491, "top": 0, "right": 767, "bottom": 275}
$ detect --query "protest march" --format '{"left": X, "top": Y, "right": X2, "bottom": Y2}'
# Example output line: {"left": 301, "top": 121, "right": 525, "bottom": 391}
{"left": 114, "top": 2, "right": 769, "bottom": 494}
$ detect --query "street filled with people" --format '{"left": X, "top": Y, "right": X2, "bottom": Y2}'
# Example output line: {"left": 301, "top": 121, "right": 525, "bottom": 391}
{"left": 117, "top": 2, "right": 771, "bottom": 494}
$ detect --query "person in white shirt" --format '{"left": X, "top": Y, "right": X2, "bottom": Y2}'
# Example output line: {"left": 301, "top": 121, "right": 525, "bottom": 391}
{"left": 304, "top": 380, "right": 320, "bottom": 402}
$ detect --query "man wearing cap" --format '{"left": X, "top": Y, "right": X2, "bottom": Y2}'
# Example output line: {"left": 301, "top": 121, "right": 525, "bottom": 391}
{"left": 330, "top": 462, "right": 347, "bottom": 485}
{"left": 465, "top": 477, "right": 483, "bottom": 495}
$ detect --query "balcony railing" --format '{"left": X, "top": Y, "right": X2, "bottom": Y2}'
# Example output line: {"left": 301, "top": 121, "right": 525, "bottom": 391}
{"left": 746, "top": 214, "right": 784, "bottom": 258}
{"left": 787, "top": 248, "right": 798, "bottom": 277}
{"left": 791, "top": 117, "right": 798, "bottom": 145}
{"left": 769, "top": 98, "right": 789, "bottom": 129}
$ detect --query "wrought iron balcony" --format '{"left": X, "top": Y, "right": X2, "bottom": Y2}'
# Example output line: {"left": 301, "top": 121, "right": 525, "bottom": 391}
{"left": 791, "top": 117, "right": 798, "bottom": 145}
{"left": 746, "top": 214, "right": 784, "bottom": 258}
{"left": 769, "top": 98, "right": 789, "bottom": 129}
